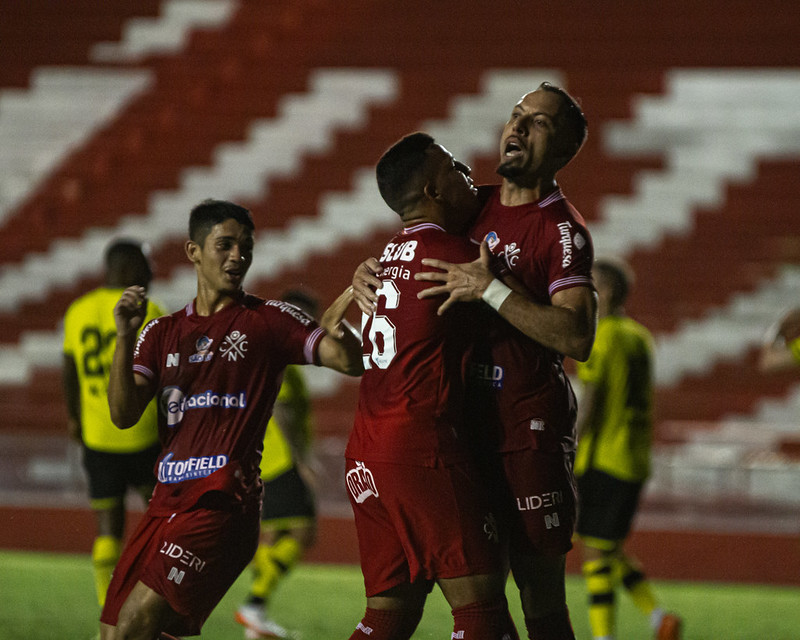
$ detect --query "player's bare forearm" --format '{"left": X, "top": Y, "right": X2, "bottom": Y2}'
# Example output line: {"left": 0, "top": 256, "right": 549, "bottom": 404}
{"left": 318, "top": 287, "right": 364, "bottom": 376}
{"left": 108, "top": 287, "right": 151, "bottom": 428}
{"left": 351, "top": 258, "right": 383, "bottom": 315}
{"left": 498, "top": 286, "right": 597, "bottom": 361}
{"left": 107, "top": 333, "right": 148, "bottom": 428}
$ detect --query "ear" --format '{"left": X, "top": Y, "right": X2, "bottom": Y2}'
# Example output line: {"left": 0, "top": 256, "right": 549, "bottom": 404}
{"left": 422, "top": 180, "right": 439, "bottom": 202}
{"left": 185, "top": 239, "right": 200, "bottom": 263}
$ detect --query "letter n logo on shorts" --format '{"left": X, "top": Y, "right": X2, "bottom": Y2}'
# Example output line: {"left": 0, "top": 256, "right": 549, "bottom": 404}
{"left": 346, "top": 461, "right": 379, "bottom": 503}
{"left": 544, "top": 512, "right": 560, "bottom": 530}
{"left": 167, "top": 567, "right": 185, "bottom": 584}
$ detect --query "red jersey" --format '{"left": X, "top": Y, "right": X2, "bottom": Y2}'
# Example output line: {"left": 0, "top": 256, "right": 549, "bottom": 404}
{"left": 469, "top": 185, "right": 594, "bottom": 454}
{"left": 347, "top": 223, "right": 479, "bottom": 467}
{"left": 132, "top": 293, "right": 325, "bottom": 514}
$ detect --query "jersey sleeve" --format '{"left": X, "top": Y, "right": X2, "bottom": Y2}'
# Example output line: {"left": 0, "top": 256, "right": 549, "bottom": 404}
{"left": 262, "top": 300, "right": 326, "bottom": 365}
{"left": 132, "top": 317, "right": 163, "bottom": 384}
{"left": 545, "top": 213, "right": 594, "bottom": 298}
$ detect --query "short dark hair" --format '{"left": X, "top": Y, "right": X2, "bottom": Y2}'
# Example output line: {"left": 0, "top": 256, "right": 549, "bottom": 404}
{"left": 538, "top": 82, "right": 588, "bottom": 163}
{"left": 188, "top": 199, "right": 254, "bottom": 245}
{"left": 376, "top": 132, "right": 435, "bottom": 216}
{"left": 594, "top": 256, "right": 634, "bottom": 308}
{"left": 105, "top": 239, "right": 152, "bottom": 287}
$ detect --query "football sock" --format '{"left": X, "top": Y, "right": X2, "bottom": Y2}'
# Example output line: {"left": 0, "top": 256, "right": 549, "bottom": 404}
{"left": 451, "top": 597, "right": 520, "bottom": 639}
{"left": 92, "top": 535, "right": 121, "bottom": 607}
{"left": 523, "top": 605, "right": 575, "bottom": 640}
{"left": 248, "top": 535, "right": 302, "bottom": 602}
{"left": 583, "top": 557, "right": 615, "bottom": 639}
{"left": 613, "top": 554, "right": 658, "bottom": 618}
{"left": 347, "top": 606, "right": 423, "bottom": 640}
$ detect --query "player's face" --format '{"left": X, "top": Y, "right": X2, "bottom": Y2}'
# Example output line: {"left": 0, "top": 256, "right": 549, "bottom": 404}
{"left": 427, "top": 143, "right": 479, "bottom": 231}
{"left": 497, "top": 89, "right": 564, "bottom": 182}
{"left": 191, "top": 218, "right": 254, "bottom": 294}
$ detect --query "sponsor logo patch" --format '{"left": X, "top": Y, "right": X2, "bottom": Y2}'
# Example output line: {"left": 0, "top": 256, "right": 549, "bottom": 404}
{"left": 346, "top": 461, "right": 379, "bottom": 503}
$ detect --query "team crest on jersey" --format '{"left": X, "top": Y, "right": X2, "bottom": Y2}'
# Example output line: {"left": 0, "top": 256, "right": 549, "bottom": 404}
{"left": 346, "top": 461, "right": 379, "bottom": 503}
{"left": 188, "top": 336, "right": 214, "bottom": 363}
{"left": 220, "top": 330, "right": 248, "bottom": 362}
{"left": 501, "top": 241, "right": 521, "bottom": 267}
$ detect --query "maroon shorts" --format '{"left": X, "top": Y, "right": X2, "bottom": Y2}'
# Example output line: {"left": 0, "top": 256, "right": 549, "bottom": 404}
{"left": 100, "top": 501, "right": 259, "bottom": 636}
{"left": 345, "top": 458, "right": 505, "bottom": 597}
{"left": 487, "top": 448, "right": 577, "bottom": 557}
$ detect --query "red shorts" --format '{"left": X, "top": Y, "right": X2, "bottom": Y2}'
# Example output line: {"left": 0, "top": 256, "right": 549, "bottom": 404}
{"left": 345, "top": 458, "right": 504, "bottom": 597}
{"left": 486, "top": 448, "right": 577, "bottom": 557}
{"left": 101, "top": 501, "right": 260, "bottom": 636}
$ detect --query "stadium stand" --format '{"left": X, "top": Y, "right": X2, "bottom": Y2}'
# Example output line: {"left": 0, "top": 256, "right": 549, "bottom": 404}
{"left": 1, "top": 0, "right": 799, "bottom": 582}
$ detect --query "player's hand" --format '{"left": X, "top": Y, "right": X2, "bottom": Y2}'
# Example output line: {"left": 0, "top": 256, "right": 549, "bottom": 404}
{"left": 113, "top": 286, "right": 148, "bottom": 338}
{"left": 352, "top": 258, "right": 383, "bottom": 315}
{"left": 415, "top": 241, "right": 495, "bottom": 315}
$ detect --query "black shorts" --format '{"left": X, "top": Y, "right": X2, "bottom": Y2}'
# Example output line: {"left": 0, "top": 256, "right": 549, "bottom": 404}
{"left": 576, "top": 468, "right": 643, "bottom": 542}
{"left": 261, "top": 466, "right": 315, "bottom": 522}
{"left": 82, "top": 444, "right": 160, "bottom": 502}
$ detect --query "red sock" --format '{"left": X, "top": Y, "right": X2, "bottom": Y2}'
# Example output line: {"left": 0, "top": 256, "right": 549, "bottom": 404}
{"left": 523, "top": 606, "right": 575, "bottom": 640}
{"left": 451, "top": 597, "right": 520, "bottom": 640}
{"left": 347, "top": 606, "right": 423, "bottom": 640}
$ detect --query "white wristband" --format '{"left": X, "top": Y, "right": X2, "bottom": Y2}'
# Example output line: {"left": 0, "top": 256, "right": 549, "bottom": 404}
{"left": 481, "top": 279, "right": 512, "bottom": 311}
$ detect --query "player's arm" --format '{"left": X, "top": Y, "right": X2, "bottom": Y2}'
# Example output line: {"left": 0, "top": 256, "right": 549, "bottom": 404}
{"left": 108, "top": 286, "right": 154, "bottom": 428}
{"left": 416, "top": 241, "right": 598, "bottom": 361}
{"left": 316, "top": 286, "right": 364, "bottom": 376}
{"left": 62, "top": 354, "right": 82, "bottom": 443}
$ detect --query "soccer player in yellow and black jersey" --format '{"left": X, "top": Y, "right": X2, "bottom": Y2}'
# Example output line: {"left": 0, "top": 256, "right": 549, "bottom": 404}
{"left": 236, "top": 290, "right": 319, "bottom": 640}
{"left": 574, "top": 257, "right": 681, "bottom": 640}
{"left": 62, "top": 239, "right": 165, "bottom": 607}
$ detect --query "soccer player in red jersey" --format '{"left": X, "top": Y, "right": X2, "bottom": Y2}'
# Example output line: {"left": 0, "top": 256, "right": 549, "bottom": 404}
{"left": 101, "top": 199, "right": 362, "bottom": 640}
{"left": 354, "top": 84, "right": 597, "bottom": 640}
{"left": 346, "top": 133, "right": 519, "bottom": 640}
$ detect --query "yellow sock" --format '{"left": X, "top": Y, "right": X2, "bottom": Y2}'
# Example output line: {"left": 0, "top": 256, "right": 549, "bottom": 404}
{"left": 249, "top": 535, "right": 302, "bottom": 601}
{"left": 613, "top": 554, "right": 658, "bottom": 616}
{"left": 583, "top": 557, "right": 615, "bottom": 638}
{"left": 92, "top": 536, "right": 121, "bottom": 607}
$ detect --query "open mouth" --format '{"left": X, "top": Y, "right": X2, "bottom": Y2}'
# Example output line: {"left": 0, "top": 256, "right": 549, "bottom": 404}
{"left": 504, "top": 138, "right": 523, "bottom": 158}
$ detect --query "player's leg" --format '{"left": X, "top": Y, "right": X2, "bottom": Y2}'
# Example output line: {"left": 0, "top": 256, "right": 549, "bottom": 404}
{"left": 102, "top": 581, "right": 181, "bottom": 640}
{"left": 511, "top": 552, "right": 575, "bottom": 640}
{"left": 439, "top": 573, "right": 520, "bottom": 640}
{"left": 84, "top": 447, "right": 127, "bottom": 607}
{"left": 345, "top": 459, "right": 430, "bottom": 640}
{"left": 347, "top": 582, "right": 429, "bottom": 640}
{"left": 579, "top": 537, "right": 618, "bottom": 640}
{"left": 501, "top": 449, "right": 577, "bottom": 639}
{"left": 611, "top": 551, "right": 682, "bottom": 640}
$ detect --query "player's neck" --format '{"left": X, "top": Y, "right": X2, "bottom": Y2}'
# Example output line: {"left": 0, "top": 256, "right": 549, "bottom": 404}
{"left": 194, "top": 286, "right": 241, "bottom": 316}
{"left": 499, "top": 177, "right": 558, "bottom": 206}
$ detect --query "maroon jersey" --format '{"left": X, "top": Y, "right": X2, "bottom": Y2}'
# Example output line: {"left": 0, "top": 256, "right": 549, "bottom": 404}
{"left": 132, "top": 293, "right": 325, "bottom": 514}
{"left": 347, "top": 223, "right": 479, "bottom": 467}
{"left": 469, "top": 185, "right": 594, "bottom": 454}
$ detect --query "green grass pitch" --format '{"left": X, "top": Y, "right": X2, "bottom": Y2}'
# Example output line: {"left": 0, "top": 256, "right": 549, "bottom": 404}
{"left": 1, "top": 550, "right": 798, "bottom": 639}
